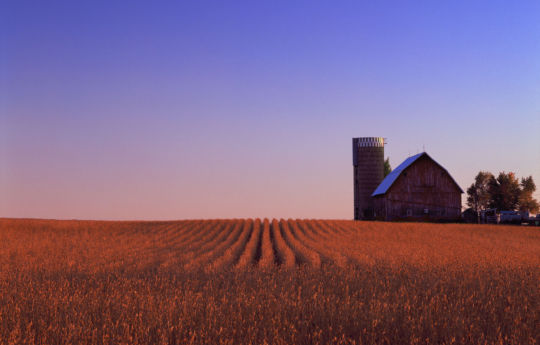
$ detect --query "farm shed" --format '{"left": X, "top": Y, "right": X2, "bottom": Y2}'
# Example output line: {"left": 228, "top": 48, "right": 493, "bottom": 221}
{"left": 371, "top": 152, "right": 463, "bottom": 221}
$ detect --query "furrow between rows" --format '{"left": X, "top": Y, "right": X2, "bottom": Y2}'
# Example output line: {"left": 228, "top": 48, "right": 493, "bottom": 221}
{"left": 236, "top": 219, "right": 262, "bottom": 269}
{"left": 209, "top": 219, "right": 254, "bottom": 272}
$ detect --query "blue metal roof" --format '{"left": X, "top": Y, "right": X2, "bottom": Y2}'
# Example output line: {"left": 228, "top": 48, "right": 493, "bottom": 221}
{"left": 371, "top": 152, "right": 463, "bottom": 196}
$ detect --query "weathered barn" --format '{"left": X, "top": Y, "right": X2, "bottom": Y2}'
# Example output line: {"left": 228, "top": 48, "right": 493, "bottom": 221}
{"left": 371, "top": 152, "right": 463, "bottom": 220}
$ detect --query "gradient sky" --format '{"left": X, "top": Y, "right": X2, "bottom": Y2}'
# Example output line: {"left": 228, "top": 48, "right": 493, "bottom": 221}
{"left": 1, "top": 1, "right": 539, "bottom": 220}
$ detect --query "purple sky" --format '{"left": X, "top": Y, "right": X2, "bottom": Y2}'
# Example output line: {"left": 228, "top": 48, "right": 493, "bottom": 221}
{"left": 1, "top": 1, "right": 539, "bottom": 220}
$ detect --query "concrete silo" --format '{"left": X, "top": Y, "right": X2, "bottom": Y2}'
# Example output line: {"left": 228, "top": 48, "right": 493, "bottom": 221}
{"left": 352, "top": 137, "right": 385, "bottom": 220}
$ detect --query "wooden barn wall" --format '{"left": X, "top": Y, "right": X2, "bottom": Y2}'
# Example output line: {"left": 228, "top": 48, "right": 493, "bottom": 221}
{"left": 374, "top": 155, "right": 461, "bottom": 219}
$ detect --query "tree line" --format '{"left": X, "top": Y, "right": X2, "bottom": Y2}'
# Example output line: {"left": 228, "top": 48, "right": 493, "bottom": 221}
{"left": 466, "top": 171, "right": 539, "bottom": 214}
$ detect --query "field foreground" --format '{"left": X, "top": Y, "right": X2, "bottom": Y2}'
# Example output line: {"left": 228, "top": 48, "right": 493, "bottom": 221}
{"left": 0, "top": 218, "right": 538, "bottom": 344}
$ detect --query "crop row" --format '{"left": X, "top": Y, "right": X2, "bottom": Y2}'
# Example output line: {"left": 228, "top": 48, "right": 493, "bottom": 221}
{"left": 140, "top": 219, "right": 361, "bottom": 270}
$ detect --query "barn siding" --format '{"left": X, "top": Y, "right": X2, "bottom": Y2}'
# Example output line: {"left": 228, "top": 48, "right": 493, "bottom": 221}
{"left": 373, "top": 155, "right": 461, "bottom": 220}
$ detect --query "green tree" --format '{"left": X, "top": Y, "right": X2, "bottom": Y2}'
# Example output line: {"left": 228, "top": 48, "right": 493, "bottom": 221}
{"left": 518, "top": 176, "right": 539, "bottom": 213}
{"left": 488, "top": 172, "right": 521, "bottom": 211}
{"left": 383, "top": 157, "right": 391, "bottom": 177}
{"left": 466, "top": 171, "right": 493, "bottom": 214}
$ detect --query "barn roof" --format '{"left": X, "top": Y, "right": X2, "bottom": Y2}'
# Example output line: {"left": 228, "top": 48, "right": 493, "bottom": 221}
{"left": 371, "top": 152, "right": 463, "bottom": 196}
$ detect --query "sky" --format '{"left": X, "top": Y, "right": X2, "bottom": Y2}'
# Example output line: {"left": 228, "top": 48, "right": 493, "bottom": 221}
{"left": 1, "top": 1, "right": 539, "bottom": 220}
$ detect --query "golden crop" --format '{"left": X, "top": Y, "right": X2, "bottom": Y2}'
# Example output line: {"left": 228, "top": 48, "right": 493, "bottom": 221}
{"left": 0, "top": 218, "right": 538, "bottom": 344}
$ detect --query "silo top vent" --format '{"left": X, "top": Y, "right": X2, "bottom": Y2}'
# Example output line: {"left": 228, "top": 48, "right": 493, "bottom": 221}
{"left": 353, "top": 137, "right": 385, "bottom": 148}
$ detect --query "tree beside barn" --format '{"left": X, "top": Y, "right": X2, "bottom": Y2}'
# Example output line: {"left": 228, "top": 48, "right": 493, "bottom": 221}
{"left": 467, "top": 171, "right": 539, "bottom": 214}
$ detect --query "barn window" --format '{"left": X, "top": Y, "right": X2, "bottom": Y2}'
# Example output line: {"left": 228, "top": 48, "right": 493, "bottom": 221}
{"left": 406, "top": 209, "right": 412, "bottom": 216}
{"left": 424, "top": 208, "right": 429, "bottom": 214}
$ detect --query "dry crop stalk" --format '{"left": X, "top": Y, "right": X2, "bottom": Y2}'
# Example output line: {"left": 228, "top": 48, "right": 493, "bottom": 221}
{"left": 287, "top": 219, "right": 322, "bottom": 268}
{"left": 259, "top": 218, "right": 275, "bottom": 269}
{"left": 185, "top": 220, "right": 241, "bottom": 270}
{"left": 281, "top": 219, "right": 321, "bottom": 268}
{"left": 236, "top": 218, "right": 262, "bottom": 268}
{"left": 271, "top": 219, "right": 295, "bottom": 268}
{"left": 210, "top": 219, "right": 253, "bottom": 271}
